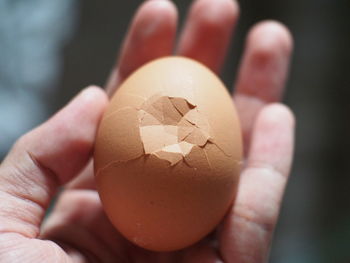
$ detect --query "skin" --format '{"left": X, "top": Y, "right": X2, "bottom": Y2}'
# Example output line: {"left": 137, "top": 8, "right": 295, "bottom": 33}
{"left": 0, "top": 0, "right": 295, "bottom": 262}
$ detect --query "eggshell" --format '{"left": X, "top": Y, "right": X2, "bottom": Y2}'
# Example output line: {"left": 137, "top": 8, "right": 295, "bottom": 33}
{"left": 94, "top": 56, "right": 242, "bottom": 252}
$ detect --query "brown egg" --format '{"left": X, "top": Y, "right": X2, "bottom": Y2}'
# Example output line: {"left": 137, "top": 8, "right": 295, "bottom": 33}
{"left": 94, "top": 56, "right": 242, "bottom": 252}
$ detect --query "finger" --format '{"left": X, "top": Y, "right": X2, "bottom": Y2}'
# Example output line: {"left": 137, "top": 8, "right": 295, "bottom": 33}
{"left": 219, "top": 103, "right": 295, "bottom": 263}
{"left": 177, "top": 0, "right": 239, "bottom": 73}
{"left": 233, "top": 21, "right": 293, "bottom": 153}
{"left": 106, "top": 0, "right": 178, "bottom": 95}
{"left": 41, "top": 190, "right": 128, "bottom": 262}
{"left": 66, "top": 159, "right": 96, "bottom": 189}
{"left": 69, "top": 0, "right": 178, "bottom": 190}
{"left": 0, "top": 86, "right": 108, "bottom": 238}
{"left": 42, "top": 190, "right": 181, "bottom": 263}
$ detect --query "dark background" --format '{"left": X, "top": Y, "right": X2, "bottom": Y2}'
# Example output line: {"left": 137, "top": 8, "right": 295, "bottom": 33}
{"left": 7, "top": 0, "right": 350, "bottom": 262}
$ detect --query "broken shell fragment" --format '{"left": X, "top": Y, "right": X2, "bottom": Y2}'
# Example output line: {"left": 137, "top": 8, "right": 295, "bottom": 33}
{"left": 94, "top": 56, "right": 243, "bottom": 252}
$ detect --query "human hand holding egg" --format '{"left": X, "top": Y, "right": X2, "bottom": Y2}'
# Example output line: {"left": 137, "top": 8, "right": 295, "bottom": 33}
{"left": 0, "top": 0, "right": 294, "bottom": 262}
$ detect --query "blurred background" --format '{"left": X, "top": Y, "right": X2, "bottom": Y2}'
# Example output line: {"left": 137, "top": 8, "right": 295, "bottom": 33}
{"left": 0, "top": 0, "right": 349, "bottom": 262}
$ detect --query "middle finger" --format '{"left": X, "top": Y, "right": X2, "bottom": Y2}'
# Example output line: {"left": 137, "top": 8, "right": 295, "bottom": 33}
{"left": 177, "top": 0, "right": 239, "bottom": 73}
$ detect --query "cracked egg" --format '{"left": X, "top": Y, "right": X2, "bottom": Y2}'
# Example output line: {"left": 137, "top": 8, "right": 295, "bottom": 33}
{"left": 94, "top": 56, "right": 242, "bottom": 251}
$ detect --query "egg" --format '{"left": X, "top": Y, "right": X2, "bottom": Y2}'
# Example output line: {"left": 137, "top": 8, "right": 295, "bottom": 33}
{"left": 94, "top": 56, "right": 242, "bottom": 252}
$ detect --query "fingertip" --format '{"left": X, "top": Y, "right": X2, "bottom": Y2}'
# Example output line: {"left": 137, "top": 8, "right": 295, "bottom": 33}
{"left": 80, "top": 85, "right": 108, "bottom": 105}
{"left": 64, "top": 86, "right": 108, "bottom": 130}
{"left": 147, "top": 0, "right": 177, "bottom": 13}
{"left": 190, "top": 0, "right": 239, "bottom": 27}
{"left": 258, "top": 103, "right": 295, "bottom": 129}
{"left": 134, "top": 0, "right": 178, "bottom": 34}
{"left": 249, "top": 103, "right": 296, "bottom": 175}
{"left": 177, "top": 0, "right": 239, "bottom": 72}
{"left": 220, "top": 0, "right": 240, "bottom": 24}
{"left": 247, "top": 20, "right": 293, "bottom": 58}
{"left": 132, "top": 0, "right": 178, "bottom": 43}
{"left": 235, "top": 21, "right": 293, "bottom": 104}
{"left": 111, "top": 0, "right": 178, "bottom": 92}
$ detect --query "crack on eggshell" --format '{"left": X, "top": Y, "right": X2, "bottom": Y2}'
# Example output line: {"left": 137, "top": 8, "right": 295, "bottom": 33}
{"left": 97, "top": 94, "right": 233, "bottom": 172}
{"left": 136, "top": 94, "right": 217, "bottom": 167}
{"left": 95, "top": 156, "right": 145, "bottom": 177}
{"left": 169, "top": 97, "right": 196, "bottom": 116}
{"left": 202, "top": 143, "right": 212, "bottom": 169}
{"left": 103, "top": 93, "right": 148, "bottom": 120}
{"left": 207, "top": 138, "right": 232, "bottom": 158}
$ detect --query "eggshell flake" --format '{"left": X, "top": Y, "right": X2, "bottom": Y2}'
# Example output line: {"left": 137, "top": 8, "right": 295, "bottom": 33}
{"left": 94, "top": 56, "right": 243, "bottom": 252}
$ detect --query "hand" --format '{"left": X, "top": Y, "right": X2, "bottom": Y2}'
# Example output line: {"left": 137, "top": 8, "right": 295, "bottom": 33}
{"left": 0, "top": 0, "right": 294, "bottom": 262}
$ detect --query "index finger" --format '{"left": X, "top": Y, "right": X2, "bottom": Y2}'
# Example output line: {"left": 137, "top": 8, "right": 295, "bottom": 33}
{"left": 105, "top": 0, "right": 178, "bottom": 96}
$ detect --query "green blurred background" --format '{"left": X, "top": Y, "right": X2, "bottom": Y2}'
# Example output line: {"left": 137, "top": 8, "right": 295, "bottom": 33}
{"left": 1, "top": 0, "right": 349, "bottom": 262}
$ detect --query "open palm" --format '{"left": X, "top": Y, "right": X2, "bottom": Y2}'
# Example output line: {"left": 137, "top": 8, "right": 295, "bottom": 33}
{"left": 0, "top": 0, "right": 294, "bottom": 262}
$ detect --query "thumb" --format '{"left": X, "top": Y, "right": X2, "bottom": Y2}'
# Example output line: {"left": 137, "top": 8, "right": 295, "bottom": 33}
{"left": 0, "top": 86, "right": 108, "bottom": 238}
